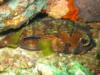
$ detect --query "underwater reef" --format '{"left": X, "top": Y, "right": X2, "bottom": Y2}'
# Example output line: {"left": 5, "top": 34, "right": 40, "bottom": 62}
{"left": 0, "top": 0, "right": 100, "bottom": 75}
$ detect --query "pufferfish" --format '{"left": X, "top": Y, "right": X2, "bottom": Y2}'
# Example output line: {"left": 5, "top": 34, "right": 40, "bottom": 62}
{"left": 0, "top": 0, "right": 100, "bottom": 31}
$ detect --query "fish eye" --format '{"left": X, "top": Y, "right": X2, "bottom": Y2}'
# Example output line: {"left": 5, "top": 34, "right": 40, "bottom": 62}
{"left": 80, "top": 35, "right": 90, "bottom": 47}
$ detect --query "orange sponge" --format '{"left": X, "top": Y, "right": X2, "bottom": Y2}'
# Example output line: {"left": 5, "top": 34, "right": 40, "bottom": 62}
{"left": 62, "top": 0, "right": 79, "bottom": 21}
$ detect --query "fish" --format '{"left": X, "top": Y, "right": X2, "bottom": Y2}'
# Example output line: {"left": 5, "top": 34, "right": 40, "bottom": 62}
{"left": 0, "top": 17, "right": 96, "bottom": 54}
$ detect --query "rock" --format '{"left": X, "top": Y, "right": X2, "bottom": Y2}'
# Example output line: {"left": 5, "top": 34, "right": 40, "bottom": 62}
{"left": 75, "top": 0, "right": 100, "bottom": 22}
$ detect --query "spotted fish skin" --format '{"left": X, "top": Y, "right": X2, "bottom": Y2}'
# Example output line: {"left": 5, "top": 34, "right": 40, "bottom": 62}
{"left": 75, "top": 0, "right": 100, "bottom": 22}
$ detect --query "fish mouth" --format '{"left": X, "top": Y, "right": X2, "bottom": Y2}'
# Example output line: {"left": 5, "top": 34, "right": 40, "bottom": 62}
{"left": 19, "top": 36, "right": 41, "bottom": 51}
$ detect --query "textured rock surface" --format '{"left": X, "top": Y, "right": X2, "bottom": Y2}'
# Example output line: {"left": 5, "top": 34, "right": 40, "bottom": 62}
{"left": 75, "top": 0, "right": 100, "bottom": 22}
{"left": 0, "top": 0, "right": 48, "bottom": 30}
{"left": 0, "top": 0, "right": 100, "bottom": 32}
